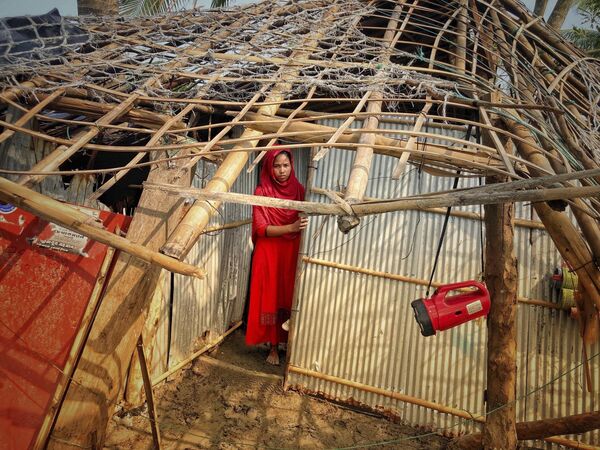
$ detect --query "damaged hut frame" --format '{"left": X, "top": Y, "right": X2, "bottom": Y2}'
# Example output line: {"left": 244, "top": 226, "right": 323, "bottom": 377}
{"left": 1, "top": 0, "right": 599, "bottom": 449}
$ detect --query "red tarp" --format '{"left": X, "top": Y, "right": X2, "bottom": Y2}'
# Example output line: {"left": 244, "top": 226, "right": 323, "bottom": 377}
{"left": 0, "top": 203, "right": 130, "bottom": 450}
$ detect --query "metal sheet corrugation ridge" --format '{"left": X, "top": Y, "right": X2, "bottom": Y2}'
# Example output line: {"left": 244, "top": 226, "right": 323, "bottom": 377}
{"left": 289, "top": 118, "right": 599, "bottom": 447}
{"left": 170, "top": 157, "right": 256, "bottom": 366}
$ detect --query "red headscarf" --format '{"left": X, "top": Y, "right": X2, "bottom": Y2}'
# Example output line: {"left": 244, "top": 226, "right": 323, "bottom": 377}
{"left": 252, "top": 147, "right": 305, "bottom": 241}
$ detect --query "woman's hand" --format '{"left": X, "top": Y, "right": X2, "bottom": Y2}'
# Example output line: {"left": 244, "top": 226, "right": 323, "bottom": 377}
{"left": 265, "top": 217, "right": 309, "bottom": 237}
{"left": 289, "top": 216, "right": 309, "bottom": 233}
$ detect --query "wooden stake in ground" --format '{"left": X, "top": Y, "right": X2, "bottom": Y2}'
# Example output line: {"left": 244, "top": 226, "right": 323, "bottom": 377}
{"left": 136, "top": 336, "right": 162, "bottom": 450}
{"left": 483, "top": 176, "right": 518, "bottom": 449}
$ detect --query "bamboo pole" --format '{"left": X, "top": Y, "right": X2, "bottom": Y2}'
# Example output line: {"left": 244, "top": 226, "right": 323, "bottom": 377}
{"left": 343, "top": 0, "right": 407, "bottom": 205}
{"left": 302, "top": 256, "right": 557, "bottom": 309}
{"left": 284, "top": 146, "right": 320, "bottom": 389}
{"left": 233, "top": 110, "right": 508, "bottom": 173}
{"left": 48, "top": 149, "right": 195, "bottom": 449}
{"left": 145, "top": 180, "right": 600, "bottom": 218}
{"left": 0, "top": 176, "right": 204, "bottom": 277}
{"left": 311, "top": 187, "right": 546, "bottom": 230}
{"left": 33, "top": 246, "right": 116, "bottom": 450}
{"left": 160, "top": 6, "right": 341, "bottom": 260}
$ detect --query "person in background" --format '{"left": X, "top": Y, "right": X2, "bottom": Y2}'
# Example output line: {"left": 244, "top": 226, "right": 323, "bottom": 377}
{"left": 245, "top": 147, "right": 307, "bottom": 365}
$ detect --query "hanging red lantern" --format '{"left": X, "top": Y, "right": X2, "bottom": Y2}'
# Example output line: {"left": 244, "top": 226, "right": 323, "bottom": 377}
{"left": 411, "top": 281, "right": 490, "bottom": 336}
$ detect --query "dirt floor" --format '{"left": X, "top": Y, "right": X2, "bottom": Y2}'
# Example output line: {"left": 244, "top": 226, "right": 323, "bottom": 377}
{"left": 104, "top": 329, "right": 450, "bottom": 449}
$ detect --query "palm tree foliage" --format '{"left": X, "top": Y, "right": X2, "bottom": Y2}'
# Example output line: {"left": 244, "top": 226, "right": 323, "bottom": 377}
{"left": 563, "top": 0, "right": 600, "bottom": 55}
{"left": 119, "top": 0, "right": 191, "bottom": 16}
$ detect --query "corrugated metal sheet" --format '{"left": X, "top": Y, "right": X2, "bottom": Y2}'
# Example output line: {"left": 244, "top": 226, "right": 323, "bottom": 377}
{"left": 288, "top": 118, "right": 600, "bottom": 447}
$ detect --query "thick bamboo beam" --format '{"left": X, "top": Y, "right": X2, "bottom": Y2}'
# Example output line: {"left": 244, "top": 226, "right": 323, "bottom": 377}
{"left": 483, "top": 177, "right": 518, "bottom": 449}
{"left": 0, "top": 176, "right": 203, "bottom": 278}
{"left": 449, "top": 410, "right": 600, "bottom": 449}
{"left": 340, "top": 2, "right": 410, "bottom": 232}
{"left": 161, "top": 7, "right": 341, "bottom": 260}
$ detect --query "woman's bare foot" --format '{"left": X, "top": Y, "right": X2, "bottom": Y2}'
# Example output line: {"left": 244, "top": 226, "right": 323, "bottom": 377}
{"left": 266, "top": 346, "right": 279, "bottom": 365}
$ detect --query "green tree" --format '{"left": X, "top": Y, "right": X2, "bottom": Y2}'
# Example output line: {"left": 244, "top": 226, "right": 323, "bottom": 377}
{"left": 563, "top": 0, "right": 600, "bottom": 55}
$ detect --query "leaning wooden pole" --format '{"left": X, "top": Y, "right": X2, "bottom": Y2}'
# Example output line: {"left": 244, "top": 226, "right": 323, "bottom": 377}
{"left": 483, "top": 177, "right": 518, "bottom": 449}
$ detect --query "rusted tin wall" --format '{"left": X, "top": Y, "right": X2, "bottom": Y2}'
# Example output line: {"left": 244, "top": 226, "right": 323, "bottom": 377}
{"left": 287, "top": 119, "right": 599, "bottom": 448}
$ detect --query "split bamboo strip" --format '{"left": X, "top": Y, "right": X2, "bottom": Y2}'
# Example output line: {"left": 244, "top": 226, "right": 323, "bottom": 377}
{"left": 198, "top": 356, "right": 283, "bottom": 382}
{"left": 0, "top": 176, "right": 205, "bottom": 278}
{"left": 87, "top": 103, "right": 197, "bottom": 202}
{"left": 286, "top": 366, "right": 594, "bottom": 450}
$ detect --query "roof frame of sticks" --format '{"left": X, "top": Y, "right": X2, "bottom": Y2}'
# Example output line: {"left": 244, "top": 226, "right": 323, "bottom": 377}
{"left": 1, "top": 0, "right": 600, "bottom": 337}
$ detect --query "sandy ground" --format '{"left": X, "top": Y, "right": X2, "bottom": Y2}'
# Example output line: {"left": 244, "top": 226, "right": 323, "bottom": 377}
{"left": 104, "top": 329, "right": 450, "bottom": 450}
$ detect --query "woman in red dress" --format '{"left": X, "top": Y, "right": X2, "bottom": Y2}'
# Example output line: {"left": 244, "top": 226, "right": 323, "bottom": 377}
{"left": 245, "top": 147, "right": 307, "bottom": 365}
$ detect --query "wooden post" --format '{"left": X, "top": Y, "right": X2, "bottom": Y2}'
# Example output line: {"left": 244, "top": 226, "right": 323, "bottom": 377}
{"left": 136, "top": 336, "right": 162, "bottom": 450}
{"left": 483, "top": 177, "right": 518, "bottom": 449}
{"left": 47, "top": 150, "right": 192, "bottom": 449}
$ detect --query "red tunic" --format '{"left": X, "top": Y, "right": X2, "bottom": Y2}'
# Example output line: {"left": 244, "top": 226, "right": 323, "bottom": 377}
{"left": 245, "top": 149, "right": 305, "bottom": 346}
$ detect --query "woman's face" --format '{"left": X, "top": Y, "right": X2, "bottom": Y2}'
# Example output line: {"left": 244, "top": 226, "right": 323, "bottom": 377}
{"left": 273, "top": 153, "right": 291, "bottom": 183}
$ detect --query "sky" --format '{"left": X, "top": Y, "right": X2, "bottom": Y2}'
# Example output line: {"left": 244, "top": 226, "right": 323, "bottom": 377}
{"left": 0, "top": 0, "right": 587, "bottom": 29}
